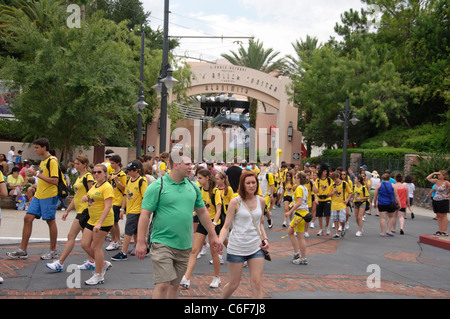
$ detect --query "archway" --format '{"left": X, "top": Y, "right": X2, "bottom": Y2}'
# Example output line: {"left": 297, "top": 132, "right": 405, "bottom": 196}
{"left": 145, "top": 63, "right": 302, "bottom": 164}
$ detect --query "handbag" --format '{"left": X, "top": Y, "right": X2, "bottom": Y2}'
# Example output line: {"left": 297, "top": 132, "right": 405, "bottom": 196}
{"left": 237, "top": 196, "right": 271, "bottom": 261}
{"left": 382, "top": 183, "right": 398, "bottom": 211}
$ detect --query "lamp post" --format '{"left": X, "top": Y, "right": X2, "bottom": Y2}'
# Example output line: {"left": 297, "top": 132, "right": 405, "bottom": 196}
{"left": 156, "top": 0, "right": 178, "bottom": 154}
{"left": 133, "top": 31, "right": 147, "bottom": 159}
{"left": 334, "top": 99, "right": 359, "bottom": 170}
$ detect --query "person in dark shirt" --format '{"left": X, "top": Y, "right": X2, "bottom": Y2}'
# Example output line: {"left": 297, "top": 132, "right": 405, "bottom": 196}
{"left": 226, "top": 162, "right": 242, "bottom": 194}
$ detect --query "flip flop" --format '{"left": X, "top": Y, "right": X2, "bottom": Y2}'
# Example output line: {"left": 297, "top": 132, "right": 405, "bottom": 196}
{"left": 386, "top": 233, "right": 395, "bottom": 237}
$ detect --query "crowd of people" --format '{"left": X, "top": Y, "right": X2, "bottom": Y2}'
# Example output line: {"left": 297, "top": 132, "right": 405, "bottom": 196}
{"left": 0, "top": 138, "right": 449, "bottom": 297}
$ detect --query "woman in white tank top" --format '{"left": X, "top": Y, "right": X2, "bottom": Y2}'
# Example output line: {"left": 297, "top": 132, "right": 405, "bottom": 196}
{"left": 219, "top": 170, "right": 269, "bottom": 299}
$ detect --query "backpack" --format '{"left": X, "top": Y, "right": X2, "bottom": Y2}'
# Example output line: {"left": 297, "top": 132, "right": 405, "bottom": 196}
{"left": 46, "top": 157, "right": 70, "bottom": 198}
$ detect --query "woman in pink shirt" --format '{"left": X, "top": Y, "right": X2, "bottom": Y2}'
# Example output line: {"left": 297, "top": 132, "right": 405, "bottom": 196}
{"left": 393, "top": 173, "right": 411, "bottom": 235}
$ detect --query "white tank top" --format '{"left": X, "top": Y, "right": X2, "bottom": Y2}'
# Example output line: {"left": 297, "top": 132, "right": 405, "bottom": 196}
{"left": 227, "top": 196, "right": 263, "bottom": 256}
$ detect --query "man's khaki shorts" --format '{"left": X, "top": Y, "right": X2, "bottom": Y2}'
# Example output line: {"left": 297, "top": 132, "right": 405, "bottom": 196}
{"left": 150, "top": 243, "right": 191, "bottom": 286}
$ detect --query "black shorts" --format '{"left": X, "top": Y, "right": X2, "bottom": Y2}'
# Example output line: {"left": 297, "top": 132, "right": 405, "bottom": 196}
{"left": 316, "top": 201, "right": 331, "bottom": 217}
{"left": 378, "top": 204, "right": 396, "bottom": 213}
{"left": 196, "top": 220, "right": 221, "bottom": 236}
{"left": 283, "top": 196, "right": 293, "bottom": 203}
{"left": 85, "top": 223, "right": 113, "bottom": 233}
{"left": 124, "top": 213, "right": 140, "bottom": 236}
{"left": 432, "top": 200, "right": 449, "bottom": 214}
{"left": 113, "top": 205, "right": 121, "bottom": 223}
{"left": 76, "top": 209, "right": 90, "bottom": 229}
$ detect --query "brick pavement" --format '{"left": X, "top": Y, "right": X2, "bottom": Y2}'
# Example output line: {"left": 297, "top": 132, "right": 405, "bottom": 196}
{"left": 1, "top": 206, "right": 449, "bottom": 299}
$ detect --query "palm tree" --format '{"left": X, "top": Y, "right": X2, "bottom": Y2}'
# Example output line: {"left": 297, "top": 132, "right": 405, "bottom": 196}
{"left": 221, "top": 39, "right": 286, "bottom": 128}
{"left": 285, "top": 35, "right": 321, "bottom": 158}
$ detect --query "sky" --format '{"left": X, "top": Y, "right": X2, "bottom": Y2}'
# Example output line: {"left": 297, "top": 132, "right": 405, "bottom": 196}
{"left": 141, "top": 0, "right": 369, "bottom": 62}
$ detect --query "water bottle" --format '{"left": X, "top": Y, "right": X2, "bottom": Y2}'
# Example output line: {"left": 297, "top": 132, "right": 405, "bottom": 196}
{"left": 423, "top": 196, "right": 430, "bottom": 203}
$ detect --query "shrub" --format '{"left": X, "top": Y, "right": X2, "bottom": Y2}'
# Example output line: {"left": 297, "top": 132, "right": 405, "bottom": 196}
{"left": 411, "top": 153, "right": 450, "bottom": 188}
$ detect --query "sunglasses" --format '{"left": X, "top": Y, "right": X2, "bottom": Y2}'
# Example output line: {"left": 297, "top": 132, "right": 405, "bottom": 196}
{"left": 93, "top": 170, "right": 104, "bottom": 174}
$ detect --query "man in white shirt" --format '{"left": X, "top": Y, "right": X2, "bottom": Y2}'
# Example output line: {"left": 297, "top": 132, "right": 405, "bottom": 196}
{"left": 7, "top": 146, "right": 16, "bottom": 173}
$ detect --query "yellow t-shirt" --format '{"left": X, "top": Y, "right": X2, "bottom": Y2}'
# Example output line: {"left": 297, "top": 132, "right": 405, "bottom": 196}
{"left": 200, "top": 186, "right": 222, "bottom": 224}
{"left": 73, "top": 172, "right": 94, "bottom": 213}
{"left": 110, "top": 170, "right": 127, "bottom": 206}
{"left": 35, "top": 156, "right": 59, "bottom": 199}
{"left": 331, "top": 181, "right": 352, "bottom": 211}
{"left": 305, "top": 181, "right": 314, "bottom": 207}
{"left": 315, "top": 177, "right": 333, "bottom": 202}
{"left": 257, "top": 172, "right": 274, "bottom": 197}
{"left": 0, "top": 171, "right": 5, "bottom": 183}
{"left": 283, "top": 182, "right": 295, "bottom": 197}
{"left": 353, "top": 184, "right": 368, "bottom": 202}
{"left": 7, "top": 174, "right": 24, "bottom": 187}
{"left": 293, "top": 185, "right": 309, "bottom": 212}
{"left": 125, "top": 176, "right": 148, "bottom": 215}
{"left": 218, "top": 186, "right": 234, "bottom": 214}
{"left": 87, "top": 181, "right": 114, "bottom": 227}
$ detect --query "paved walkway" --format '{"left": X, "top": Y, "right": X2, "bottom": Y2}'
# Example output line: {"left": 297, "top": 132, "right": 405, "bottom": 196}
{"left": 0, "top": 205, "right": 449, "bottom": 299}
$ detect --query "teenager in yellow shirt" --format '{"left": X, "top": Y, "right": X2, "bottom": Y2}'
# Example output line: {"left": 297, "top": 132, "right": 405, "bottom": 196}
{"left": 181, "top": 168, "right": 223, "bottom": 290}
{"left": 81, "top": 164, "right": 114, "bottom": 285}
{"left": 329, "top": 172, "right": 352, "bottom": 239}
{"left": 7, "top": 138, "right": 59, "bottom": 260}
{"left": 111, "top": 161, "right": 148, "bottom": 261}
{"left": 106, "top": 155, "right": 127, "bottom": 251}
{"left": 282, "top": 171, "right": 296, "bottom": 227}
{"left": 46, "top": 155, "right": 95, "bottom": 272}
{"left": 286, "top": 172, "right": 309, "bottom": 265}
{"left": 314, "top": 164, "right": 333, "bottom": 236}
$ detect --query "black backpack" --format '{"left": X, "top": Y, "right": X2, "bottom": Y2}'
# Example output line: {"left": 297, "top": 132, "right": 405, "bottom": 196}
{"left": 46, "top": 157, "right": 69, "bottom": 198}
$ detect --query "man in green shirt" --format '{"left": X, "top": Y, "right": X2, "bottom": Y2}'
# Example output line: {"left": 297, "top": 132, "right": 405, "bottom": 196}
{"left": 135, "top": 153, "right": 223, "bottom": 299}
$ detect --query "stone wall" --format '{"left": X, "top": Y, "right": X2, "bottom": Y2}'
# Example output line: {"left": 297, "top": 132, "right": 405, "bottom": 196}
{"left": 413, "top": 187, "right": 434, "bottom": 210}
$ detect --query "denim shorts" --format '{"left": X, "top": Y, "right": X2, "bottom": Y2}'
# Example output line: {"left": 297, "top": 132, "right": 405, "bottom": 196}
{"left": 27, "top": 196, "right": 58, "bottom": 220}
{"left": 226, "top": 249, "right": 265, "bottom": 263}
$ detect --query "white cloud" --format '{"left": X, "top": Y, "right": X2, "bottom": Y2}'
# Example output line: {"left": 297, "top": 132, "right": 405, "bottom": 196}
{"left": 143, "top": 0, "right": 366, "bottom": 61}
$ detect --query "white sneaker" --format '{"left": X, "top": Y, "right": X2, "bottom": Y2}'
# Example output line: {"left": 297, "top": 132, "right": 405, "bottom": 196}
{"left": 40, "top": 250, "right": 58, "bottom": 260}
{"left": 0, "top": 276, "right": 3, "bottom": 284}
{"left": 85, "top": 273, "right": 104, "bottom": 286}
{"left": 180, "top": 275, "right": 190, "bottom": 289}
{"left": 345, "top": 222, "right": 350, "bottom": 230}
{"left": 209, "top": 276, "right": 221, "bottom": 288}
{"left": 102, "top": 261, "right": 112, "bottom": 277}
{"left": 77, "top": 260, "right": 96, "bottom": 270}
{"left": 105, "top": 241, "right": 120, "bottom": 251}
{"left": 304, "top": 232, "right": 310, "bottom": 238}
{"left": 46, "top": 260, "right": 64, "bottom": 272}
{"left": 197, "top": 243, "right": 209, "bottom": 259}
{"left": 309, "top": 222, "right": 315, "bottom": 229}
{"left": 356, "top": 231, "right": 362, "bottom": 237}
{"left": 209, "top": 254, "right": 224, "bottom": 265}
{"left": 326, "top": 228, "right": 331, "bottom": 235}
{"left": 317, "top": 229, "right": 323, "bottom": 236}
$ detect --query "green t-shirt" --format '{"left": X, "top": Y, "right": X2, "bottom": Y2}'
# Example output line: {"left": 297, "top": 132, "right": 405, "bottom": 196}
{"left": 142, "top": 174, "right": 204, "bottom": 250}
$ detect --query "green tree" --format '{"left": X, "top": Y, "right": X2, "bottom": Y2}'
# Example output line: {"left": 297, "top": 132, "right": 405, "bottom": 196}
{"left": 221, "top": 39, "right": 286, "bottom": 128}
{"left": 1, "top": 2, "right": 138, "bottom": 160}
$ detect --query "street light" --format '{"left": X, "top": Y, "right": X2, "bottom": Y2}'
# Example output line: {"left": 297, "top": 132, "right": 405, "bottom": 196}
{"left": 155, "top": 0, "right": 178, "bottom": 153}
{"left": 334, "top": 99, "right": 359, "bottom": 170}
{"left": 135, "top": 31, "right": 147, "bottom": 159}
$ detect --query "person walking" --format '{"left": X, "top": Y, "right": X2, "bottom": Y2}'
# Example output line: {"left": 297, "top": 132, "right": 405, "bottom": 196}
{"left": 80, "top": 164, "right": 114, "bottom": 285}
{"left": 392, "top": 173, "right": 411, "bottom": 235}
{"left": 219, "top": 170, "right": 269, "bottom": 299}
{"left": 106, "top": 155, "right": 126, "bottom": 252}
{"left": 373, "top": 173, "right": 401, "bottom": 237}
{"left": 286, "top": 172, "right": 309, "bottom": 265}
{"left": 135, "top": 153, "right": 222, "bottom": 299}
{"left": 329, "top": 172, "right": 352, "bottom": 239}
{"left": 314, "top": 164, "right": 333, "bottom": 236}
{"left": 404, "top": 175, "right": 416, "bottom": 219}
{"left": 7, "top": 138, "right": 60, "bottom": 260}
{"left": 427, "top": 170, "right": 450, "bottom": 236}
{"left": 0, "top": 170, "right": 8, "bottom": 283}
{"left": 353, "top": 175, "right": 369, "bottom": 236}
{"left": 46, "top": 155, "right": 95, "bottom": 272}
{"left": 257, "top": 162, "right": 274, "bottom": 229}
{"left": 180, "top": 168, "right": 223, "bottom": 289}
{"left": 111, "top": 161, "right": 148, "bottom": 261}
{"left": 282, "top": 171, "right": 295, "bottom": 227}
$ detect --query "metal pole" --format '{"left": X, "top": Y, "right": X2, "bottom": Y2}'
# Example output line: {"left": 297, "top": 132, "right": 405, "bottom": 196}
{"left": 136, "top": 31, "right": 145, "bottom": 158}
{"left": 342, "top": 99, "right": 349, "bottom": 170}
{"left": 159, "top": 0, "right": 170, "bottom": 153}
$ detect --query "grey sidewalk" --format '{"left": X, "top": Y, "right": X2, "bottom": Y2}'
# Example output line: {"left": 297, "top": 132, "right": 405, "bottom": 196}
{"left": 0, "top": 205, "right": 449, "bottom": 299}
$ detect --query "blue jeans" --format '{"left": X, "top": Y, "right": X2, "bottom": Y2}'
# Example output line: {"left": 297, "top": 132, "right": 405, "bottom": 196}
{"left": 226, "top": 249, "right": 265, "bottom": 263}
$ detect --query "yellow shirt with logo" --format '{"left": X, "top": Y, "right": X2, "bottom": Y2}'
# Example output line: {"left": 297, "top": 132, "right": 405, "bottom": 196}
{"left": 331, "top": 181, "right": 352, "bottom": 211}
{"left": 218, "top": 186, "right": 234, "bottom": 214}
{"left": 35, "top": 156, "right": 59, "bottom": 199}
{"left": 283, "top": 182, "right": 295, "bottom": 197}
{"left": 353, "top": 184, "right": 368, "bottom": 202}
{"left": 200, "top": 187, "right": 222, "bottom": 224}
{"left": 110, "top": 170, "right": 127, "bottom": 207}
{"left": 73, "top": 172, "right": 94, "bottom": 213}
{"left": 125, "top": 176, "right": 148, "bottom": 215}
{"left": 87, "top": 181, "right": 114, "bottom": 227}
{"left": 315, "top": 177, "right": 333, "bottom": 202}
